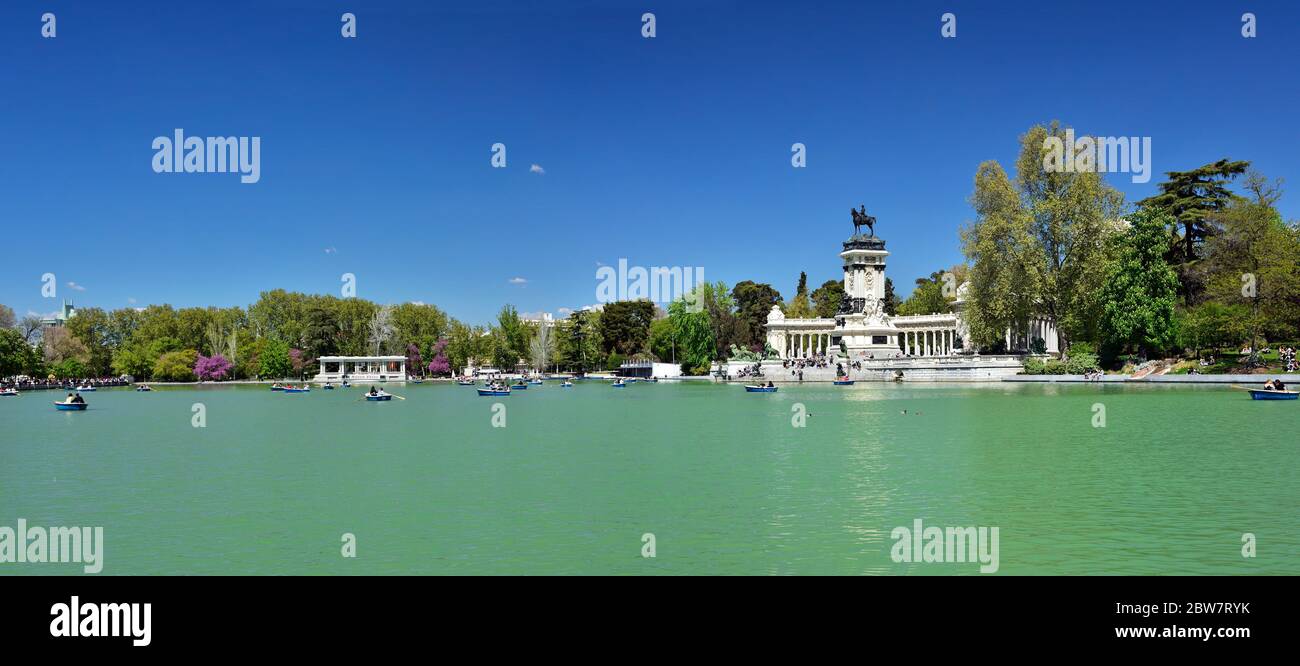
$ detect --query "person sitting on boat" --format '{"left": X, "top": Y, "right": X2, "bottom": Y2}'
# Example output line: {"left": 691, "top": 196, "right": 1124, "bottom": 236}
{"left": 1273, "top": 379, "right": 1286, "bottom": 391}
{"left": 1264, "top": 379, "right": 1277, "bottom": 390}
{"left": 369, "top": 386, "right": 379, "bottom": 396}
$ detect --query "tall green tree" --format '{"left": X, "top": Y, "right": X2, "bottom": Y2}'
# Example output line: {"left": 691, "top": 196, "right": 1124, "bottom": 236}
{"left": 598, "top": 300, "right": 655, "bottom": 355}
{"left": 667, "top": 292, "right": 715, "bottom": 375}
{"left": 810, "top": 279, "right": 845, "bottom": 318}
{"left": 1138, "top": 159, "right": 1249, "bottom": 304}
{"left": 784, "top": 272, "right": 813, "bottom": 318}
{"left": 1098, "top": 208, "right": 1181, "bottom": 356}
{"left": 259, "top": 339, "right": 292, "bottom": 378}
{"left": 731, "top": 281, "right": 782, "bottom": 348}
{"left": 963, "top": 122, "right": 1125, "bottom": 352}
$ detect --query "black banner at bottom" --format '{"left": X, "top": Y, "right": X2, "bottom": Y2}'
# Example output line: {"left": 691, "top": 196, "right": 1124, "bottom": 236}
{"left": 0, "top": 575, "right": 1287, "bottom": 654}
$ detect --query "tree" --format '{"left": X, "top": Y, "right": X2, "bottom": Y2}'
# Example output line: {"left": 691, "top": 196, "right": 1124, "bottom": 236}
{"left": 698, "top": 282, "right": 745, "bottom": 358}
{"left": 648, "top": 317, "right": 676, "bottom": 363}
{"left": 784, "top": 272, "right": 813, "bottom": 318}
{"left": 259, "top": 339, "right": 292, "bottom": 378}
{"left": 367, "top": 305, "right": 395, "bottom": 355}
{"left": 811, "top": 280, "right": 845, "bottom": 318}
{"left": 1139, "top": 159, "right": 1249, "bottom": 304}
{"left": 883, "top": 278, "right": 899, "bottom": 315}
{"left": 194, "top": 354, "right": 233, "bottom": 381}
{"left": 0, "top": 304, "right": 15, "bottom": 330}
{"left": 493, "top": 305, "right": 529, "bottom": 371}
{"left": 19, "top": 315, "right": 44, "bottom": 344}
{"left": 1098, "top": 208, "right": 1181, "bottom": 356}
{"left": 598, "top": 300, "right": 655, "bottom": 356}
{"left": 667, "top": 290, "right": 716, "bottom": 375}
{"left": 962, "top": 122, "right": 1125, "bottom": 352}
{"left": 897, "top": 270, "right": 956, "bottom": 316}
{"left": 530, "top": 323, "right": 554, "bottom": 371}
{"left": 43, "top": 326, "right": 90, "bottom": 367}
{"left": 731, "top": 281, "right": 782, "bottom": 348}
{"left": 1201, "top": 176, "right": 1300, "bottom": 349}
{"left": 153, "top": 349, "right": 199, "bottom": 382}
{"left": 66, "top": 307, "right": 114, "bottom": 376}
{"left": 555, "top": 310, "right": 602, "bottom": 372}
{"left": 0, "top": 328, "right": 32, "bottom": 377}
{"left": 427, "top": 338, "right": 451, "bottom": 375}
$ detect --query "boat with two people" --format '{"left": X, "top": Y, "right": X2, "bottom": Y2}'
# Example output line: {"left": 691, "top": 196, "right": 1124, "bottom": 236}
{"left": 1241, "top": 378, "right": 1298, "bottom": 401}
{"left": 745, "top": 381, "right": 778, "bottom": 393}
{"left": 54, "top": 392, "right": 88, "bottom": 411}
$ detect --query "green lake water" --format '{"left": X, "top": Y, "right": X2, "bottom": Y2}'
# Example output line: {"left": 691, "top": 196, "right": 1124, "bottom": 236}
{"left": 1, "top": 381, "right": 1296, "bottom": 575}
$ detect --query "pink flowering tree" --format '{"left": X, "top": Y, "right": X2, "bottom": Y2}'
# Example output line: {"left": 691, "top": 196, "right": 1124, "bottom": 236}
{"left": 427, "top": 338, "right": 450, "bottom": 376}
{"left": 289, "top": 348, "right": 304, "bottom": 376}
{"left": 194, "top": 354, "right": 233, "bottom": 381}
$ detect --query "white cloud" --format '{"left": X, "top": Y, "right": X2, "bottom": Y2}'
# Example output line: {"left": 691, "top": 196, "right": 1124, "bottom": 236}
{"left": 324, "top": 247, "right": 337, "bottom": 254}
{"left": 67, "top": 281, "right": 86, "bottom": 291}
{"left": 557, "top": 307, "right": 573, "bottom": 315}
{"left": 508, "top": 277, "right": 527, "bottom": 285}
{"left": 409, "top": 300, "right": 425, "bottom": 306}
{"left": 529, "top": 164, "right": 545, "bottom": 175}
{"left": 127, "top": 297, "right": 137, "bottom": 304}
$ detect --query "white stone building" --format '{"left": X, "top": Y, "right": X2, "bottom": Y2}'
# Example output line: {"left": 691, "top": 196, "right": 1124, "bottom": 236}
{"left": 764, "top": 222, "right": 1060, "bottom": 361}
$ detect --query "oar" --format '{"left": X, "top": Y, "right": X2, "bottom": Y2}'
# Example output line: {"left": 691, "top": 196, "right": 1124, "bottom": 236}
{"left": 387, "top": 393, "right": 406, "bottom": 400}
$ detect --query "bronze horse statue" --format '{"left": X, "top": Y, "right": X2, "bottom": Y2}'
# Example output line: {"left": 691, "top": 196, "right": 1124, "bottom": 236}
{"left": 851, "top": 205, "right": 876, "bottom": 237}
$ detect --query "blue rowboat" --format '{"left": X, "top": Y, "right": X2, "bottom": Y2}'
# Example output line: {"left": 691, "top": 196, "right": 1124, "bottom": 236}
{"left": 745, "top": 385, "right": 777, "bottom": 393}
{"left": 511, "top": 384, "right": 528, "bottom": 390}
{"left": 323, "top": 384, "right": 336, "bottom": 390}
{"left": 270, "top": 386, "right": 286, "bottom": 391}
{"left": 457, "top": 380, "right": 476, "bottom": 386}
{"left": 1248, "top": 389, "right": 1298, "bottom": 400}
{"left": 561, "top": 382, "right": 573, "bottom": 387}
{"left": 75, "top": 386, "right": 97, "bottom": 392}
{"left": 833, "top": 379, "right": 855, "bottom": 386}
{"left": 611, "top": 382, "right": 626, "bottom": 388}
{"left": 54, "top": 402, "right": 87, "bottom": 411}
{"left": 365, "top": 394, "right": 393, "bottom": 401}
{"left": 283, "top": 388, "right": 310, "bottom": 393}
{"left": 528, "top": 380, "right": 543, "bottom": 385}
{"left": 478, "top": 388, "right": 510, "bottom": 396}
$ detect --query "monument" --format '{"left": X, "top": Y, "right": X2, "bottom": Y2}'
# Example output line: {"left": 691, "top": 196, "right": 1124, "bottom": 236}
{"left": 835, "top": 208, "right": 903, "bottom": 357}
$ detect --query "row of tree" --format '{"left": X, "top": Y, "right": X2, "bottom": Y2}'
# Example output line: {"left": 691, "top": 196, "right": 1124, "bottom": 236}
{"left": 961, "top": 121, "right": 1299, "bottom": 366}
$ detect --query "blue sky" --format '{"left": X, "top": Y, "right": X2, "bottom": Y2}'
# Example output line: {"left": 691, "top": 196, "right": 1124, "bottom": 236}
{"left": 2, "top": 0, "right": 1297, "bottom": 325}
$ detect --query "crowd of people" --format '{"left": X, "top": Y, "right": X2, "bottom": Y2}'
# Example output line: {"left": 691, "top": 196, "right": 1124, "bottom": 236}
{"left": 0, "top": 376, "right": 128, "bottom": 391}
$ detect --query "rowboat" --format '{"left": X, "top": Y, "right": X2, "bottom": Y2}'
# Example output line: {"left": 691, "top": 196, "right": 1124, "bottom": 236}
{"left": 323, "top": 384, "right": 336, "bottom": 390}
{"left": 510, "top": 383, "right": 528, "bottom": 390}
{"left": 745, "top": 385, "right": 778, "bottom": 393}
{"left": 270, "top": 385, "right": 286, "bottom": 391}
{"left": 282, "top": 387, "right": 311, "bottom": 393}
{"left": 478, "top": 388, "right": 510, "bottom": 396}
{"left": 135, "top": 385, "right": 153, "bottom": 392}
{"left": 457, "top": 380, "right": 476, "bottom": 386}
{"left": 1246, "top": 389, "right": 1298, "bottom": 400}
{"left": 1, "top": 389, "right": 19, "bottom": 397}
{"left": 75, "top": 385, "right": 97, "bottom": 392}
{"left": 54, "top": 402, "right": 87, "bottom": 411}
{"left": 561, "top": 381, "right": 573, "bottom": 387}
{"left": 833, "top": 378, "right": 855, "bottom": 385}
{"left": 528, "top": 379, "right": 543, "bottom": 385}
{"left": 365, "top": 393, "right": 393, "bottom": 401}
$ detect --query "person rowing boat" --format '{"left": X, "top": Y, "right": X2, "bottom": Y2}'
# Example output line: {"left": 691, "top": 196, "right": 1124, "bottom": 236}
{"left": 1263, "top": 378, "right": 1288, "bottom": 391}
